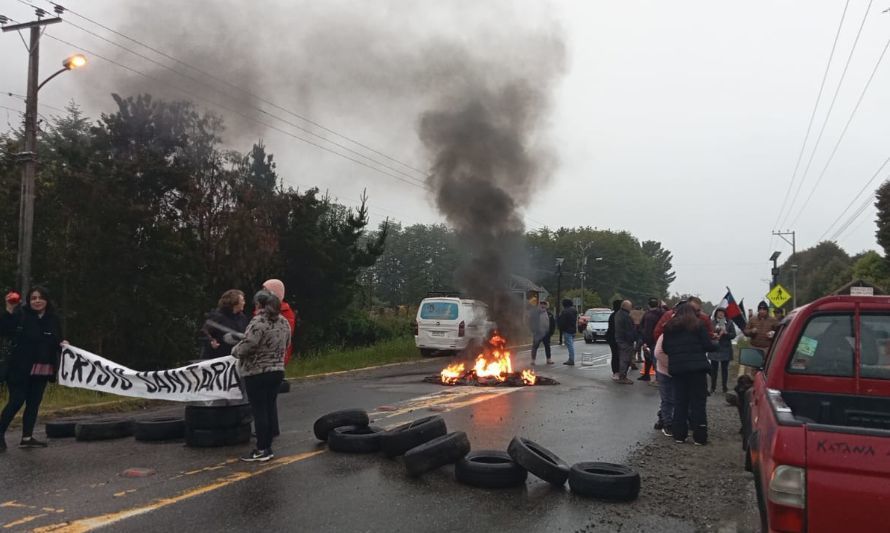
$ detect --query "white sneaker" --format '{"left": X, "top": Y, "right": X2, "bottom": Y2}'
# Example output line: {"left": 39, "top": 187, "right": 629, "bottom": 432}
{"left": 611, "top": 373, "right": 619, "bottom": 381}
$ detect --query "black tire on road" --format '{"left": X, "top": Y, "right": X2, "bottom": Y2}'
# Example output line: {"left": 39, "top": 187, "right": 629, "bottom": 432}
{"left": 312, "top": 409, "right": 369, "bottom": 441}
{"left": 184, "top": 404, "right": 253, "bottom": 430}
{"left": 184, "top": 423, "right": 251, "bottom": 448}
{"left": 380, "top": 415, "right": 447, "bottom": 458}
{"left": 45, "top": 418, "right": 87, "bottom": 439}
{"left": 507, "top": 436, "right": 570, "bottom": 486}
{"left": 327, "top": 425, "right": 384, "bottom": 453}
{"left": 74, "top": 418, "right": 134, "bottom": 441}
{"left": 404, "top": 431, "right": 471, "bottom": 477}
{"left": 133, "top": 417, "right": 186, "bottom": 442}
{"left": 568, "top": 462, "right": 640, "bottom": 501}
{"left": 278, "top": 380, "right": 291, "bottom": 394}
{"left": 455, "top": 450, "right": 528, "bottom": 489}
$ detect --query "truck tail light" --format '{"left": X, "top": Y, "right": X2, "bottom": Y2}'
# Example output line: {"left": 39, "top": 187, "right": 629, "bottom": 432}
{"left": 412, "top": 320, "right": 418, "bottom": 336}
{"left": 768, "top": 465, "right": 806, "bottom": 532}
{"left": 458, "top": 321, "right": 465, "bottom": 337}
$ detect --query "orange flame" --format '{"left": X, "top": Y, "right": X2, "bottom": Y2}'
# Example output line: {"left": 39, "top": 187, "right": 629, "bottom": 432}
{"left": 440, "top": 362, "right": 465, "bottom": 385}
{"left": 521, "top": 369, "right": 537, "bottom": 385}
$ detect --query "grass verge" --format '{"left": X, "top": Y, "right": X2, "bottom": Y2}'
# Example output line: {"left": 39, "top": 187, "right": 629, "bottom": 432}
{"left": 286, "top": 336, "right": 420, "bottom": 378}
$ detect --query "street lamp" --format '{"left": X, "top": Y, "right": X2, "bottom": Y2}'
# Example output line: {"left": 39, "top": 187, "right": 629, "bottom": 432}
{"left": 769, "top": 251, "right": 781, "bottom": 292}
{"left": 555, "top": 257, "right": 564, "bottom": 345}
{"left": 15, "top": 50, "right": 87, "bottom": 295}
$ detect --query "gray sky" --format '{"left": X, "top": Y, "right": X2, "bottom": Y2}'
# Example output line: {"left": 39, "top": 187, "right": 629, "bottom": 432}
{"left": 2, "top": 0, "right": 889, "bottom": 307}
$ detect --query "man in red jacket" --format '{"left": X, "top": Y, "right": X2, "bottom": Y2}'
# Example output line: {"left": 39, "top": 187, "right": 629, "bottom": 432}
{"left": 262, "top": 279, "right": 297, "bottom": 365}
{"left": 653, "top": 296, "right": 714, "bottom": 341}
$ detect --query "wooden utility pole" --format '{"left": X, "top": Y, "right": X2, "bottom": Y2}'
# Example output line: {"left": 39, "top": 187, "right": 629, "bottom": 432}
{"left": 3, "top": 15, "right": 62, "bottom": 296}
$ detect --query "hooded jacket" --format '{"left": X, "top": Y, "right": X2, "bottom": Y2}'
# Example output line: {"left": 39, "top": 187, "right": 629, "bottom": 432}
{"left": 557, "top": 305, "right": 578, "bottom": 334}
{"left": 0, "top": 305, "right": 62, "bottom": 383}
{"left": 663, "top": 323, "right": 719, "bottom": 376}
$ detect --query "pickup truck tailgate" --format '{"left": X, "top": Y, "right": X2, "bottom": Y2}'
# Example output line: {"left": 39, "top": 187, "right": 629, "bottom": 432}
{"left": 806, "top": 426, "right": 890, "bottom": 530}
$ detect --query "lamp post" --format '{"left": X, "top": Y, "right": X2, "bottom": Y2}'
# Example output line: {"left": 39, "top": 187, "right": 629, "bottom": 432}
{"left": 12, "top": 49, "right": 86, "bottom": 295}
{"left": 555, "top": 257, "right": 564, "bottom": 345}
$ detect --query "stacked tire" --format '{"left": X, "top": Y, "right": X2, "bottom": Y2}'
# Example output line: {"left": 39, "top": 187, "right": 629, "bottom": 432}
{"left": 185, "top": 403, "right": 252, "bottom": 447}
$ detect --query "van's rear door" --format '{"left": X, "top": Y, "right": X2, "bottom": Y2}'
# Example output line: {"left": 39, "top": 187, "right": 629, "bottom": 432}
{"left": 805, "top": 425, "right": 890, "bottom": 531}
{"left": 417, "top": 300, "right": 460, "bottom": 345}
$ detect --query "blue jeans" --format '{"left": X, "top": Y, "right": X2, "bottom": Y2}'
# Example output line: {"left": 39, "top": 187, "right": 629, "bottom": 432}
{"left": 563, "top": 332, "right": 575, "bottom": 363}
{"left": 656, "top": 371, "right": 674, "bottom": 426}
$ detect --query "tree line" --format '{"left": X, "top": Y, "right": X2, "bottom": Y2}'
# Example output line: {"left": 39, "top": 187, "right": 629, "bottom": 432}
{"left": 1, "top": 95, "right": 678, "bottom": 369}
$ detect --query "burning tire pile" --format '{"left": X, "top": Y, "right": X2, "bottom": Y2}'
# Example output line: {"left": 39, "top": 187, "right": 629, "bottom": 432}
{"left": 313, "top": 408, "right": 640, "bottom": 501}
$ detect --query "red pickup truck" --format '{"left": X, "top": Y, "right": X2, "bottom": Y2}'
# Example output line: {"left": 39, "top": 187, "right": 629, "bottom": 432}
{"left": 740, "top": 295, "right": 890, "bottom": 532}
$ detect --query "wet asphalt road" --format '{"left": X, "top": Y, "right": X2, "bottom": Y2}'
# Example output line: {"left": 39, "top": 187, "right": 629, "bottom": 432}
{"left": 0, "top": 340, "right": 666, "bottom": 532}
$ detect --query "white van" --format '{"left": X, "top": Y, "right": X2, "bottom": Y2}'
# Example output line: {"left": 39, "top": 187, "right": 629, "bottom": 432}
{"left": 414, "top": 297, "right": 493, "bottom": 356}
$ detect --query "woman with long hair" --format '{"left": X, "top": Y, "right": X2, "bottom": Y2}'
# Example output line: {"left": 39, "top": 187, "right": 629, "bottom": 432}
{"left": 231, "top": 290, "right": 291, "bottom": 462}
{"left": 0, "top": 287, "right": 64, "bottom": 450}
{"left": 662, "top": 303, "right": 719, "bottom": 445}
{"left": 201, "top": 289, "right": 249, "bottom": 359}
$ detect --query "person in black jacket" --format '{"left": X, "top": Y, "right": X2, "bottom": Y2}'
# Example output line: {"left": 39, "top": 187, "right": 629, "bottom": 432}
{"left": 557, "top": 299, "right": 578, "bottom": 365}
{"left": 662, "top": 303, "right": 719, "bottom": 445}
{"left": 605, "top": 300, "right": 621, "bottom": 380}
{"left": 0, "top": 287, "right": 64, "bottom": 450}
{"left": 200, "top": 289, "right": 250, "bottom": 359}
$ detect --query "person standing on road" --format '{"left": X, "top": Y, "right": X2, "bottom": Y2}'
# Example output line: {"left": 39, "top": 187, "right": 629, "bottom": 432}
{"left": 201, "top": 289, "right": 249, "bottom": 359}
{"left": 662, "top": 303, "right": 719, "bottom": 445}
{"left": 261, "top": 279, "right": 297, "bottom": 438}
{"left": 232, "top": 290, "right": 291, "bottom": 463}
{"left": 708, "top": 308, "right": 736, "bottom": 394}
{"left": 653, "top": 296, "right": 714, "bottom": 341}
{"left": 0, "top": 287, "right": 65, "bottom": 451}
{"left": 557, "top": 299, "right": 578, "bottom": 366}
{"left": 614, "top": 300, "right": 636, "bottom": 384}
{"left": 638, "top": 298, "right": 664, "bottom": 382}
{"left": 653, "top": 333, "right": 673, "bottom": 436}
{"left": 743, "top": 301, "right": 778, "bottom": 352}
{"left": 528, "top": 301, "right": 555, "bottom": 366}
{"left": 605, "top": 300, "right": 621, "bottom": 380}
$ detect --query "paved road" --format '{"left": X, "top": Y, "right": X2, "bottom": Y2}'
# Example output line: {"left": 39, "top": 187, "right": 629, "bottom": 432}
{"left": 0, "top": 340, "right": 668, "bottom": 532}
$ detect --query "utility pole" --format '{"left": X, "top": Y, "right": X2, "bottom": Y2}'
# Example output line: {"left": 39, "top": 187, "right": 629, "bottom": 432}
{"left": 3, "top": 11, "right": 62, "bottom": 296}
{"left": 772, "top": 230, "right": 797, "bottom": 308}
{"left": 555, "top": 257, "right": 564, "bottom": 345}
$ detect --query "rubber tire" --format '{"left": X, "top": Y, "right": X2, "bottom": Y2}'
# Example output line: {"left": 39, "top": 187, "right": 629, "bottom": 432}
{"left": 327, "top": 425, "right": 384, "bottom": 453}
{"left": 313, "top": 409, "right": 369, "bottom": 441}
{"left": 74, "top": 418, "right": 134, "bottom": 441}
{"left": 185, "top": 404, "right": 253, "bottom": 430}
{"left": 507, "top": 436, "right": 570, "bottom": 486}
{"left": 133, "top": 417, "right": 186, "bottom": 442}
{"left": 45, "top": 418, "right": 88, "bottom": 439}
{"left": 455, "top": 450, "right": 528, "bottom": 489}
{"left": 185, "top": 423, "right": 251, "bottom": 447}
{"left": 278, "top": 380, "right": 291, "bottom": 394}
{"left": 404, "top": 431, "right": 471, "bottom": 477}
{"left": 380, "top": 415, "right": 447, "bottom": 458}
{"left": 568, "top": 462, "right": 640, "bottom": 501}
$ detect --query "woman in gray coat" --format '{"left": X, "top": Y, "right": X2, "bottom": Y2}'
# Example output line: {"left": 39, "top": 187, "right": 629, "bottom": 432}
{"left": 708, "top": 308, "right": 736, "bottom": 393}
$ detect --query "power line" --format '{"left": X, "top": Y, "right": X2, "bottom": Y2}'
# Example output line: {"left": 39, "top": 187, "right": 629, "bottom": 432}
{"left": 778, "top": 0, "right": 873, "bottom": 231}
{"left": 30, "top": 0, "right": 429, "bottom": 180}
{"left": 4, "top": 91, "right": 68, "bottom": 113}
{"left": 40, "top": 32, "right": 432, "bottom": 192}
{"left": 818, "top": 155, "right": 890, "bottom": 241}
{"left": 788, "top": 31, "right": 890, "bottom": 228}
{"left": 772, "top": 0, "right": 851, "bottom": 236}
{"left": 829, "top": 190, "right": 877, "bottom": 241}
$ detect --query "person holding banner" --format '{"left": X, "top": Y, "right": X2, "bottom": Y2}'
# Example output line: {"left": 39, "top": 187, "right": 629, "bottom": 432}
{"left": 201, "top": 289, "right": 249, "bottom": 359}
{"left": 0, "top": 287, "right": 64, "bottom": 451}
{"left": 232, "top": 290, "right": 291, "bottom": 463}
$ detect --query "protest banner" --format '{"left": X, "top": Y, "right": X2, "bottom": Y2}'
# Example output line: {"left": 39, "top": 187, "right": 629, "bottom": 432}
{"left": 58, "top": 345, "right": 243, "bottom": 402}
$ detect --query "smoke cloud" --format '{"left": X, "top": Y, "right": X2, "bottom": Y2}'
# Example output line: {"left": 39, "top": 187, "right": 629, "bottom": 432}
{"left": 98, "top": 0, "right": 566, "bottom": 334}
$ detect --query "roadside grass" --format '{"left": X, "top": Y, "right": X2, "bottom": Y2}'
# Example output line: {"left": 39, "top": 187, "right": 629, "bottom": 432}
{"left": 286, "top": 336, "right": 420, "bottom": 378}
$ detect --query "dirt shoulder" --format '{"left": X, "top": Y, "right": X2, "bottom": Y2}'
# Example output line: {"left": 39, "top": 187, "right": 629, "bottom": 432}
{"left": 576, "top": 388, "right": 760, "bottom": 533}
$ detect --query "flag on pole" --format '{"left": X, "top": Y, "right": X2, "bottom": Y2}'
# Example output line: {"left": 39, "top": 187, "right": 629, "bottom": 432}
{"left": 719, "top": 288, "right": 747, "bottom": 331}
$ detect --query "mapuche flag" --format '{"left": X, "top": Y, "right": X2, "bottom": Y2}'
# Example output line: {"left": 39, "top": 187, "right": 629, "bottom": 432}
{"left": 719, "top": 289, "right": 746, "bottom": 331}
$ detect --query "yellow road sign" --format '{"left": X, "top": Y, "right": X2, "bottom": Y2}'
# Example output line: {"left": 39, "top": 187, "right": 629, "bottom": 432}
{"left": 766, "top": 283, "right": 792, "bottom": 308}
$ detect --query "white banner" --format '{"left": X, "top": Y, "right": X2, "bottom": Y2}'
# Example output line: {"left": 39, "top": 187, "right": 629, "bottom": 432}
{"left": 58, "top": 345, "right": 243, "bottom": 402}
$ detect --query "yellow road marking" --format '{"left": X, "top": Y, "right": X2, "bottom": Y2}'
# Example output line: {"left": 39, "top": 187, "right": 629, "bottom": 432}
{"left": 33, "top": 450, "right": 326, "bottom": 533}
{"left": 0, "top": 501, "right": 29, "bottom": 509}
{"left": 3, "top": 514, "right": 47, "bottom": 529}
